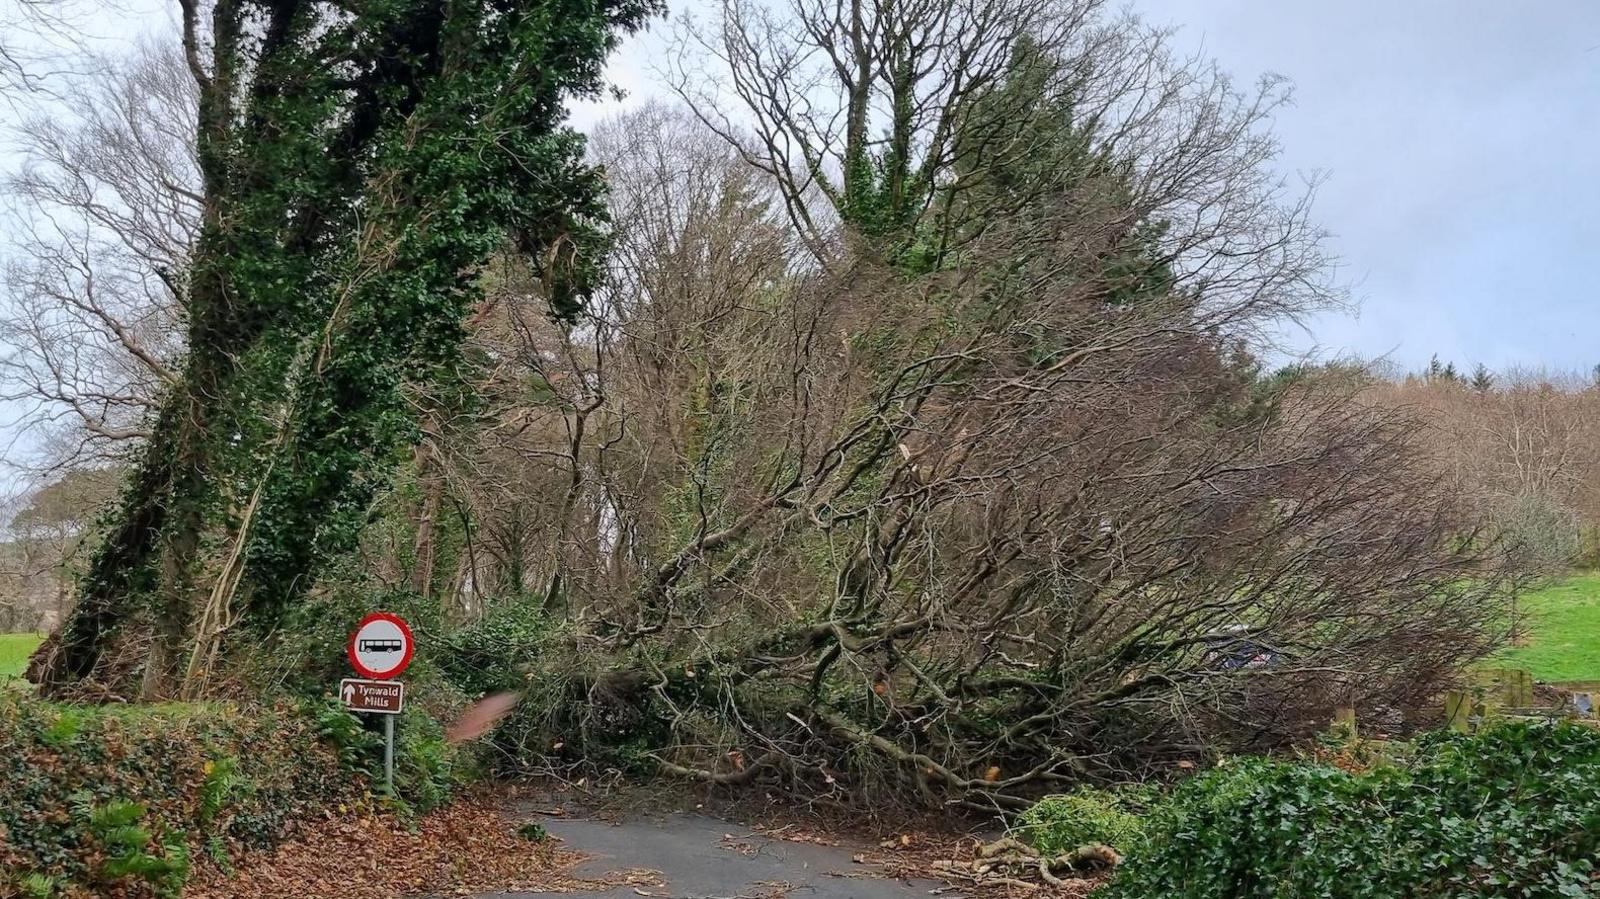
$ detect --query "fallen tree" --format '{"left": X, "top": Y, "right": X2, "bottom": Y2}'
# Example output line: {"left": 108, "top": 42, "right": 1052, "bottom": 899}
{"left": 435, "top": 82, "right": 1519, "bottom": 807}
{"left": 475, "top": 253, "right": 1518, "bottom": 806}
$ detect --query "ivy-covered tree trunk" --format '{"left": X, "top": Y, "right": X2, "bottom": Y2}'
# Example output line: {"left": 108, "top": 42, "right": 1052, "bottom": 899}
{"left": 29, "top": 0, "right": 655, "bottom": 699}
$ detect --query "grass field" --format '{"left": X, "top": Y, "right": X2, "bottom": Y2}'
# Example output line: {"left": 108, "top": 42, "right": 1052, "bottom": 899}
{"left": 1498, "top": 572, "right": 1600, "bottom": 685}
{"left": 0, "top": 633, "right": 43, "bottom": 679}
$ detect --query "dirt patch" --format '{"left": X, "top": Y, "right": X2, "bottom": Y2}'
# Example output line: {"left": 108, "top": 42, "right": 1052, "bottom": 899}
{"left": 185, "top": 777, "right": 1105, "bottom": 899}
{"left": 834, "top": 830, "right": 1110, "bottom": 899}
{"left": 186, "top": 793, "right": 653, "bottom": 899}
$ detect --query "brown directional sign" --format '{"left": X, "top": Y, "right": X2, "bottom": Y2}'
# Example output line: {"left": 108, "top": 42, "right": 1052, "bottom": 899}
{"left": 340, "top": 678, "right": 404, "bottom": 714}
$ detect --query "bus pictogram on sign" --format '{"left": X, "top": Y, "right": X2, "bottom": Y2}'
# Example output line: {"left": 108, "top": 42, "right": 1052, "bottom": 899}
{"left": 347, "top": 612, "right": 415, "bottom": 679}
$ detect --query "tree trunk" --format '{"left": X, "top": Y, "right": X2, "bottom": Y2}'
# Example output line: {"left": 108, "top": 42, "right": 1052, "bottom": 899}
{"left": 27, "top": 399, "right": 182, "bottom": 693}
{"left": 28, "top": 0, "right": 653, "bottom": 699}
{"left": 411, "top": 440, "right": 441, "bottom": 599}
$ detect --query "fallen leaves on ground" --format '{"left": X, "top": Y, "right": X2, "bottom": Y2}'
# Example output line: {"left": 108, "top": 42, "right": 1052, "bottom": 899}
{"left": 742, "top": 811, "right": 1106, "bottom": 898}
{"left": 845, "top": 832, "right": 1109, "bottom": 899}
{"left": 718, "top": 832, "right": 760, "bottom": 856}
{"left": 186, "top": 795, "right": 636, "bottom": 899}
{"left": 745, "top": 822, "right": 838, "bottom": 847}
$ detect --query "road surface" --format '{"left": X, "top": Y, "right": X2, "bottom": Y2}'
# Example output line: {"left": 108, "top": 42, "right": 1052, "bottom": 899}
{"left": 470, "top": 808, "right": 953, "bottom": 899}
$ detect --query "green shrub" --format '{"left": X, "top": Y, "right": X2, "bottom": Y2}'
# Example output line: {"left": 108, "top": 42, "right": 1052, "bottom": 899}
{"left": 0, "top": 694, "right": 363, "bottom": 895}
{"left": 1106, "top": 721, "right": 1600, "bottom": 899}
{"left": 437, "top": 599, "right": 550, "bottom": 696}
{"left": 309, "top": 696, "right": 385, "bottom": 772}
{"left": 86, "top": 800, "right": 190, "bottom": 897}
{"left": 19, "top": 872, "right": 62, "bottom": 899}
{"left": 305, "top": 694, "right": 471, "bottom": 811}
{"left": 1014, "top": 787, "right": 1147, "bottom": 855}
{"left": 394, "top": 705, "right": 477, "bottom": 810}
{"left": 197, "top": 755, "right": 242, "bottom": 827}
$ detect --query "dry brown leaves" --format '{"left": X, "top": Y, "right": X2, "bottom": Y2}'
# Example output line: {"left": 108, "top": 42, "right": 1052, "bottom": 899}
{"left": 185, "top": 796, "right": 631, "bottom": 899}
{"left": 746, "top": 817, "right": 1106, "bottom": 899}
{"left": 844, "top": 832, "right": 1106, "bottom": 899}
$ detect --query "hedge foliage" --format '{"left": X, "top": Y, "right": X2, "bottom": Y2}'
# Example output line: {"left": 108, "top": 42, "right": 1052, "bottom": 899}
{"left": 0, "top": 693, "right": 362, "bottom": 897}
{"left": 1013, "top": 787, "right": 1150, "bottom": 856}
{"left": 436, "top": 600, "right": 551, "bottom": 698}
{"left": 1106, "top": 721, "right": 1600, "bottom": 899}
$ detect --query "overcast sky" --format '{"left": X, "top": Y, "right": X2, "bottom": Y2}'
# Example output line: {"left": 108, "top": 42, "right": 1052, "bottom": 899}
{"left": 13, "top": 0, "right": 1600, "bottom": 373}
{"left": 576, "top": 0, "right": 1600, "bottom": 373}
{"left": 1145, "top": 0, "right": 1600, "bottom": 372}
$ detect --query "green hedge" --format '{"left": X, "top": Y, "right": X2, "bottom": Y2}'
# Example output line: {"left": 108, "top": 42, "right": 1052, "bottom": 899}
{"left": 1106, "top": 721, "right": 1600, "bottom": 899}
{"left": 0, "top": 694, "right": 363, "bottom": 897}
{"left": 436, "top": 599, "right": 550, "bottom": 697}
{"left": 1013, "top": 787, "right": 1150, "bottom": 856}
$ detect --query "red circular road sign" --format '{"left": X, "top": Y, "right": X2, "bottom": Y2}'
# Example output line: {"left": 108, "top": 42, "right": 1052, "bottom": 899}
{"left": 347, "top": 612, "right": 415, "bottom": 680}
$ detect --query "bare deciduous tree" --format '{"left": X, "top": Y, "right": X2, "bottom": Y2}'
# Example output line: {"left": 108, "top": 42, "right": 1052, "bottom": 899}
{"left": 0, "top": 0, "right": 84, "bottom": 96}
{"left": 0, "top": 468, "right": 120, "bottom": 632}
{"left": 1363, "top": 365, "right": 1600, "bottom": 572}
{"left": 665, "top": 0, "right": 1340, "bottom": 337}
{"left": 1, "top": 38, "right": 198, "bottom": 471}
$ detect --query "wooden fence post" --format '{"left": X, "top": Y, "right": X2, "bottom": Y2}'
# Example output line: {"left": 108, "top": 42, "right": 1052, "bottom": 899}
{"left": 1443, "top": 692, "right": 1471, "bottom": 733}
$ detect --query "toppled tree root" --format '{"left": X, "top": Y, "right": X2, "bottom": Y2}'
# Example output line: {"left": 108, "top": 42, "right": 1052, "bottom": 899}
{"left": 928, "top": 837, "right": 1120, "bottom": 891}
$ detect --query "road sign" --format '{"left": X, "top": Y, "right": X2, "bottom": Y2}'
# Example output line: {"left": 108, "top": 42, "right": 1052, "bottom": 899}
{"left": 347, "top": 611, "right": 414, "bottom": 680}
{"left": 340, "top": 678, "right": 405, "bottom": 714}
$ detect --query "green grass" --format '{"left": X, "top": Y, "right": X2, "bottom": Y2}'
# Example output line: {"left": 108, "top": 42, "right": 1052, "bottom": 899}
{"left": 1498, "top": 572, "right": 1600, "bottom": 685}
{"left": 0, "top": 633, "right": 43, "bottom": 679}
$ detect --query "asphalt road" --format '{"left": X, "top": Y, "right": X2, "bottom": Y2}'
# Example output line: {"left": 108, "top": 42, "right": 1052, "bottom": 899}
{"left": 471, "top": 809, "right": 952, "bottom": 899}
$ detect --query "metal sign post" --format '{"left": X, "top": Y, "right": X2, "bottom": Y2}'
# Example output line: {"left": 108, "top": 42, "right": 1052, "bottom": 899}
{"left": 384, "top": 714, "right": 395, "bottom": 794}
{"left": 344, "top": 612, "right": 416, "bottom": 797}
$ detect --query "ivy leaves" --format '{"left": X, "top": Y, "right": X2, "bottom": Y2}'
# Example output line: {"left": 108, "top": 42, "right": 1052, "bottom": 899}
{"left": 47, "top": 0, "right": 657, "bottom": 695}
{"left": 1108, "top": 722, "right": 1600, "bottom": 899}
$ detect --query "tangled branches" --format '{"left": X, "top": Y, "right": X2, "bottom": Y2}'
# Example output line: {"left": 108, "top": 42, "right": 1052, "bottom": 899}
{"left": 403, "top": 0, "right": 1525, "bottom": 809}
{"left": 441, "top": 102, "right": 1517, "bottom": 808}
